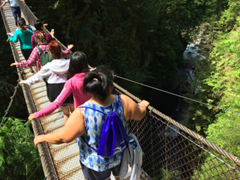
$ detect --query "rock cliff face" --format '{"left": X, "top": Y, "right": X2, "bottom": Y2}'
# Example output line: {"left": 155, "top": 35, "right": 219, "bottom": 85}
{"left": 165, "top": 23, "right": 211, "bottom": 124}
{"left": 172, "top": 23, "right": 210, "bottom": 92}
{"left": 141, "top": 23, "right": 213, "bottom": 124}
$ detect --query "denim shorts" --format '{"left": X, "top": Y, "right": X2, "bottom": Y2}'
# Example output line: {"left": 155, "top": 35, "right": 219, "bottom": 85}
{"left": 80, "top": 161, "right": 121, "bottom": 180}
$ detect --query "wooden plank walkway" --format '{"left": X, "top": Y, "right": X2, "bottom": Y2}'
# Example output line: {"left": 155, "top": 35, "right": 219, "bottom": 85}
{"left": 1, "top": 2, "right": 135, "bottom": 180}
{"left": 1, "top": 2, "right": 85, "bottom": 179}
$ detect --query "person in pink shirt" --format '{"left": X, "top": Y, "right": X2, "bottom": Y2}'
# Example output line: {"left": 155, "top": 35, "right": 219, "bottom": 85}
{"left": 28, "top": 51, "right": 92, "bottom": 122}
{"left": 31, "top": 19, "right": 55, "bottom": 49}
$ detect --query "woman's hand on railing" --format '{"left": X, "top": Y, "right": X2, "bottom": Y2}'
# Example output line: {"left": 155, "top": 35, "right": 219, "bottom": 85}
{"left": 34, "top": 135, "right": 45, "bottom": 147}
{"left": 19, "top": 80, "right": 23, "bottom": 86}
{"left": 28, "top": 113, "right": 36, "bottom": 121}
{"left": 138, "top": 100, "right": 150, "bottom": 109}
{"left": 67, "top": 44, "right": 74, "bottom": 50}
{"left": 10, "top": 62, "right": 18, "bottom": 66}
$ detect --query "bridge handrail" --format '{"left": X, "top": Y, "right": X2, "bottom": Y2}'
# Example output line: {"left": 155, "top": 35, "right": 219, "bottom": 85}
{"left": 0, "top": 1, "right": 58, "bottom": 179}
{"left": 115, "top": 82, "right": 240, "bottom": 167}
{"left": 19, "top": 2, "right": 68, "bottom": 51}
{"left": 1, "top": 1, "right": 239, "bottom": 179}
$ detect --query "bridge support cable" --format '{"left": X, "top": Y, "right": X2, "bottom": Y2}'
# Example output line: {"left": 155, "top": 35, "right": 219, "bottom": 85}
{"left": 0, "top": 1, "right": 58, "bottom": 179}
{"left": 115, "top": 75, "right": 240, "bottom": 116}
{"left": 1, "top": 0, "right": 240, "bottom": 179}
{"left": 19, "top": 2, "right": 69, "bottom": 51}
{"left": 113, "top": 85, "right": 240, "bottom": 179}
{"left": 0, "top": 82, "right": 19, "bottom": 128}
{"left": 114, "top": 83, "right": 240, "bottom": 166}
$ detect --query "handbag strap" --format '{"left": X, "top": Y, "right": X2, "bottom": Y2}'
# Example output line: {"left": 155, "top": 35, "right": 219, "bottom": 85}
{"left": 36, "top": 46, "right": 44, "bottom": 55}
{"left": 79, "top": 95, "right": 121, "bottom": 152}
{"left": 81, "top": 136, "right": 98, "bottom": 152}
{"left": 79, "top": 95, "right": 120, "bottom": 115}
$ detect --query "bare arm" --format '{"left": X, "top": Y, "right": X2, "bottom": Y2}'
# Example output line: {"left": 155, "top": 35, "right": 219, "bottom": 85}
{"left": 120, "top": 94, "right": 149, "bottom": 121}
{"left": 10, "top": 47, "right": 38, "bottom": 68}
{"left": 29, "top": 82, "right": 72, "bottom": 120}
{"left": 34, "top": 108, "right": 85, "bottom": 146}
{"left": 21, "top": 66, "right": 51, "bottom": 85}
{"left": 0, "top": 2, "right": 7, "bottom": 8}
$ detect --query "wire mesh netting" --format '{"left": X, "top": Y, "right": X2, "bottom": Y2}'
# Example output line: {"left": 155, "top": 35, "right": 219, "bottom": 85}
{"left": 114, "top": 87, "right": 240, "bottom": 180}
{"left": 16, "top": 2, "right": 240, "bottom": 179}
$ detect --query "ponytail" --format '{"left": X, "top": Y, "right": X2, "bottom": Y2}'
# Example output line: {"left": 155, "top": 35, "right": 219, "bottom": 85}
{"left": 67, "top": 51, "right": 89, "bottom": 79}
{"left": 83, "top": 66, "right": 114, "bottom": 101}
{"left": 18, "top": 18, "right": 26, "bottom": 31}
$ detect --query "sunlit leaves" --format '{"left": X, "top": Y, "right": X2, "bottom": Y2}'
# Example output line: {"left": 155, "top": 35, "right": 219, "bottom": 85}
{"left": 0, "top": 118, "right": 43, "bottom": 179}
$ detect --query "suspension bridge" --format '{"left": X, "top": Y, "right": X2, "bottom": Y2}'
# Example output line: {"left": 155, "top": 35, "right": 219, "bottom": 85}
{"left": 1, "top": 1, "right": 240, "bottom": 179}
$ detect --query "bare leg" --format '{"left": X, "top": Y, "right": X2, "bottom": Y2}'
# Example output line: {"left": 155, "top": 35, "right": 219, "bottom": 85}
{"left": 69, "top": 103, "right": 75, "bottom": 113}
{"left": 34, "top": 66, "right": 38, "bottom": 72}
{"left": 29, "top": 66, "right": 34, "bottom": 72}
{"left": 60, "top": 106, "right": 70, "bottom": 123}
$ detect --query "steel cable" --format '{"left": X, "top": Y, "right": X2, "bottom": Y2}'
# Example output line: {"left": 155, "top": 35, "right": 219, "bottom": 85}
{"left": 115, "top": 75, "right": 240, "bottom": 116}
{"left": 161, "top": 118, "right": 240, "bottom": 173}
{"left": 0, "top": 82, "right": 20, "bottom": 128}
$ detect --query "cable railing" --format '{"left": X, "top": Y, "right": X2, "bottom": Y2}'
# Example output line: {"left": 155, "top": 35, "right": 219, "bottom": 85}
{"left": 19, "top": 2, "right": 68, "bottom": 51}
{"left": 0, "top": 1, "right": 58, "bottom": 179}
{"left": 2, "top": 1, "right": 240, "bottom": 179}
{"left": 113, "top": 85, "right": 240, "bottom": 179}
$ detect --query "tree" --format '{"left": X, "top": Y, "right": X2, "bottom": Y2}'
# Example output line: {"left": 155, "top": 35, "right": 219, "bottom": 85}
{"left": 185, "top": 0, "right": 240, "bottom": 157}
{"left": 0, "top": 118, "right": 43, "bottom": 180}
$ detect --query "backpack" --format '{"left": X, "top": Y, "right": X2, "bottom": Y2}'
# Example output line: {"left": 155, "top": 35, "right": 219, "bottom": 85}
{"left": 80, "top": 100, "right": 129, "bottom": 157}
{"left": 36, "top": 46, "right": 53, "bottom": 66}
{"left": 25, "top": 25, "right": 36, "bottom": 32}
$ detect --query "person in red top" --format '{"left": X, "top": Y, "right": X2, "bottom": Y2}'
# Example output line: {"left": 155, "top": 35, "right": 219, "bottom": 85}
{"left": 10, "top": 33, "right": 74, "bottom": 71}
{"left": 31, "top": 19, "right": 55, "bottom": 49}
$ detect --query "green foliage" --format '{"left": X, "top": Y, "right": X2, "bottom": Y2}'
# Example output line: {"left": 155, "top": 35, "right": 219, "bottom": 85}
{"left": 160, "top": 168, "right": 181, "bottom": 180}
{"left": 218, "top": 0, "right": 240, "bottom": 32}
{"left": 184, "top": 57, "right": 219, "bottom": 136}
{"left": 26, "top": 0, "right": 212, "bottom": 95}
{"left": 152, "top": 169, "right": 181, "bottom": 180}
{"left": 0, "top": 17, "right": 28, "bottom": 119}
{"left": 0, "top": 118, "right": 43, "bottom": 179}
{"left": 186, "top": 0, "right": 240, "bottom": 157}
{"left": 192, "top": 156, "right": 238, "bottom": 179}
{"left": 203, "top": 0, "right": 228, "bottom": 20}
{"left": 204, "top": 29, "right": 240, "bottom": 157}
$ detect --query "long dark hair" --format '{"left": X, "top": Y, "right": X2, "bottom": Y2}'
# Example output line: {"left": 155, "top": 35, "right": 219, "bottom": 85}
{"left": 34, "top": 19, "right": 43, "bottom": 31}
{"left": 67, "top": 51, "right": 89, "bottom": 79}
{"left": 83, "top": 65, "right": 114, "bottom": 101}
{"left": 18, "top": 18, "right": 26, "bottom": 31}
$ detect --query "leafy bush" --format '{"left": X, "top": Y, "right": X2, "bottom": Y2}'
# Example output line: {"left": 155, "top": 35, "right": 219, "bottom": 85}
{"left": 0, "top": 118, "right": 43, "bottom": 180}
